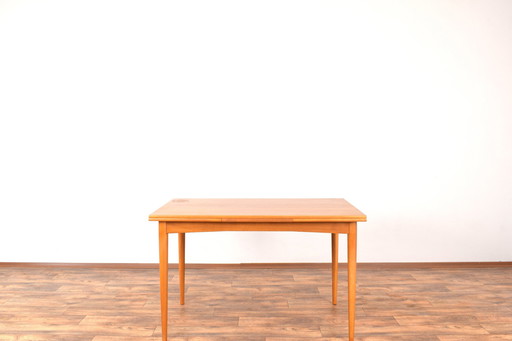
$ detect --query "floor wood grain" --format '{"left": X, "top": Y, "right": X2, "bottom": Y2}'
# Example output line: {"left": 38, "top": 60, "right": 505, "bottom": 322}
{"left": 0, "top": 266, "right": 511, "bottom": 340}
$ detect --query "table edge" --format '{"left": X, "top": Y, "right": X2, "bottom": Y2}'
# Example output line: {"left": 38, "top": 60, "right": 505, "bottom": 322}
{"left": 148, "top": 216, "right": 367, "bottom": 222}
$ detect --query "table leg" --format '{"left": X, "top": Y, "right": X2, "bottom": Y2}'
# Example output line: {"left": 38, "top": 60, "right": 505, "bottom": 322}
{"left": 347, "top": 223, "right": 357, "bottom": 341}
{"left": 331, "top": 233, "right": 338, "bottom": 305}
{"left": 179, "top": 232, "right": 186, "bottom": 305}
{"left": 159, "top": 222, "right": 168, "bottom": 341}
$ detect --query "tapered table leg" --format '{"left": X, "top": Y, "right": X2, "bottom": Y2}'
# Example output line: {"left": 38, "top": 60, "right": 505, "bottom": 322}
{"left": 347, "top": 223, "right": 357, "bottom": 341}
{"left": 331, "top": 233, "right": 338, "bottom": 305}
{"left": 179, "top": 232, "right": 185, "bottom": 305}
{"left": 159, "top": 222, "right": 168, "bottom": 341}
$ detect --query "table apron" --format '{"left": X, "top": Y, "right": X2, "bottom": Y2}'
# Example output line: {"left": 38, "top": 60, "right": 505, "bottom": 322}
{"left": 164, "top": 222, "right": 353, "bottom": 234}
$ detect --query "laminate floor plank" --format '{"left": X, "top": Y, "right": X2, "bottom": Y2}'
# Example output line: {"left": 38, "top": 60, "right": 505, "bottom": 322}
{"left": 0, "top": 266, "right": 511, "bottom": 340}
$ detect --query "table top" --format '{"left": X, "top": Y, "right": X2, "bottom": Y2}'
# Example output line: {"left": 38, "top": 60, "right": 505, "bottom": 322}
{"left": 149, "top": 198, "right": 366, "bottom": 223}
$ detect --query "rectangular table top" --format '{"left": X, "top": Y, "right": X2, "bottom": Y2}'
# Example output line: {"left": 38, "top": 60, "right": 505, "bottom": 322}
{"left": 149, "top": 198, "right": 366, "bottom": 223}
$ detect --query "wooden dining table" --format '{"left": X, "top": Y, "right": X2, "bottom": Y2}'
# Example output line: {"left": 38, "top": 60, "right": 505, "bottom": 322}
{"left": 149, "top": 198, "right": 366, "bottom": 341}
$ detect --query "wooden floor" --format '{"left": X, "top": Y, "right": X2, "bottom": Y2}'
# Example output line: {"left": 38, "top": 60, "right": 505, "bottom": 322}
{"left": 0, "top": 265, "right": 511, "bottom": 340}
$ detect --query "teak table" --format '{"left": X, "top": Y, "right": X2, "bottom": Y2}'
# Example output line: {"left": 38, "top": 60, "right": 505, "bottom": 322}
{"left": 149, "top": 198, "right": 366, "bottom": 341}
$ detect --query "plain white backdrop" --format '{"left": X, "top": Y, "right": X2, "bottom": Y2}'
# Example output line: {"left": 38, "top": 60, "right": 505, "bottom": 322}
{"left": 1, "top": 0, "right": 511, "bottom": 263}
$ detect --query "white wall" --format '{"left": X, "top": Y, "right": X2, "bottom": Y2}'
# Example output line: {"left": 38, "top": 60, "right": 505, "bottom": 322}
{"left": 1, "top": 0, "right": 511, "bottom": 264}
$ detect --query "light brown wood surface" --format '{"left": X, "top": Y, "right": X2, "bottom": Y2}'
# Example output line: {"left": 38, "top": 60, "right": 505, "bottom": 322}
{"left": 151, "top": 198, "right": 364, "bottom": 341}
{"left": 164, "top": 222, "right": 351, "bottom": 233}
{"left": 149, "top": 198, "right": 366, "bottom": 222}
{"left": 347, "top": 222, "right": 357, "bottom": 341}
{"left": 158, "top": 222, "right": 168, "bottom": 341}
{"left": 1, "top": 265, "right": 511, "bottom": 340}
{"left": 178, "top": 233, "right": 185, "bottom": 305}
{"left": 331, "top": 233, "right": 339, "bottom": 305}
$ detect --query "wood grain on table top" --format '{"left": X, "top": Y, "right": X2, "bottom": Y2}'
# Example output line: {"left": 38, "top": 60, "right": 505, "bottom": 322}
{"left": 149, "top": 198, "right": 366, "bottom": 222}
